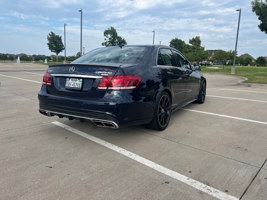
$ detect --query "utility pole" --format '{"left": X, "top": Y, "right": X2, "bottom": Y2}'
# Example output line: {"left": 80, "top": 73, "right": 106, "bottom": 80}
{"left": 64, "top": 24, "right": 66, "bottom": 63}
{"left": 232, "top": 8, "right": 241, "bottom": 75}
{"left": 78, "top": 9, "right": 83, "bottom": 57}
{"left": 152, "top": 30, "right": 155, "bottom": 45}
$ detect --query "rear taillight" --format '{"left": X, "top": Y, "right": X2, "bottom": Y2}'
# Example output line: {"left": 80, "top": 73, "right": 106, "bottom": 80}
{"left": 42, "top": 73, "right": 52, "bottom": 86}
{"left": 97, "top": 75, "right": 141, "bottom": 90}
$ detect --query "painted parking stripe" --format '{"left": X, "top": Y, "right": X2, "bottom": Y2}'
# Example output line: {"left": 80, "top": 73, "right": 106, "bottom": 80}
{"left": 184, "top": 109, "right": 267, "bottom": 126}
{"left": 23, "top": 71, "right": 44, "bottom": 76}
{"left": 0, "top": 73, "right": 41, "bottom": 84}
{"left": 52, "top": 121, "right": 238, "bottom": 200}
{"left": 220, "top": 88, "right": 267, "bottom": 94}
{"left": 207, "top": 95, "right": 267, "bottom": 103}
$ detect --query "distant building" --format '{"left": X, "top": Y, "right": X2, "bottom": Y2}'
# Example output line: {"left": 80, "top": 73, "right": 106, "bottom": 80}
{"left": 239, "top": 53, "right": 255, "bottom": 62}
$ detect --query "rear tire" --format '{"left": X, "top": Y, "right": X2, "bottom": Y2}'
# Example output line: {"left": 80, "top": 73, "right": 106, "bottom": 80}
{"left": 147, "top": 91, "right": 171, "bottom": 131}
{"left": 196, "top": 80, "right": 206, "bottom": 104}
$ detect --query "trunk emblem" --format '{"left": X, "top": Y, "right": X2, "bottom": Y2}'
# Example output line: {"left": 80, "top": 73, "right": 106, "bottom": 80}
{"left": 96, "top": 71, "right": 113, "bottom": 76}
{"left": 69, "top": 66, "right": 76, "bottom": 73}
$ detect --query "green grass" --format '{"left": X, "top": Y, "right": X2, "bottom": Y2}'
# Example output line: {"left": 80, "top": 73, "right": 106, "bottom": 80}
{"left": 201, "top": 65, "right": 267, "bottom": 84}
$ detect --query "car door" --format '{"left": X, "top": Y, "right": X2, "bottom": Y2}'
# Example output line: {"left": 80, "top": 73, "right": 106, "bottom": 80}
{"left": 173, "top": 51, "right": 200, "bottom": 100}
{"left": 157, "top": 48, "right": 187, "bottom": 106}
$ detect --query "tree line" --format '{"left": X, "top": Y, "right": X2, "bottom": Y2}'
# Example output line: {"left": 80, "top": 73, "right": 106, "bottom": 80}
{"left": 2, "top": 26, "right": 266, "bottom": 66}
{"left": 0, "top": 53, "right": 79, "bottom": 62}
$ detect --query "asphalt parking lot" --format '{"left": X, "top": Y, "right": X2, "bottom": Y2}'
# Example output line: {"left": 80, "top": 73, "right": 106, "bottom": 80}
{"left": 0, "top": 63, "right": 266, "bottom": 200}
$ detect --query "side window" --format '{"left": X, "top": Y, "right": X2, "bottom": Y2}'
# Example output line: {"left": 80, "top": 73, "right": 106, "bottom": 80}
{"left": 182, "top": 59, "right": 192, "bottom": 70}
{"left": 157, "top": 49, "right": 177, "bottom": 67}
{"left": 173, "top": 51, "right": 191, "bottom": 70}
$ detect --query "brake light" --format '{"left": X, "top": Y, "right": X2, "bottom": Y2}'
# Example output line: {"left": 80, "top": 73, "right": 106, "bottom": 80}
{"left": 97, "top": 75, "right": 141, "bottom": 90}
{"left": 42, "top": 73, "right": 52, "bottom": 86}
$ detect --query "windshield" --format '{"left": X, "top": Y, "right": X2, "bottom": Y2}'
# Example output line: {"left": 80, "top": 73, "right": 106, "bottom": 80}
{"left": 72, "top": 46, "right": 147, "bottom": 65}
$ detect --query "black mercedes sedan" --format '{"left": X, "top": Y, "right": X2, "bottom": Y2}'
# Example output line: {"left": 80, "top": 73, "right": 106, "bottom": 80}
{"left": 38, "top": 45, "right": 206, "bottom": 131}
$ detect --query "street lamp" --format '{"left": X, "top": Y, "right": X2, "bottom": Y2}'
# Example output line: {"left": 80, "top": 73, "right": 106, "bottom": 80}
{"left": 231, "top": 8, "right": 241, "bottom": 75}
{"left": 152, "top": 30, "right": 155, "bottom": 45}
{"left": 64, "top": 24, "right": 66, "bottom": 63}
{"left": 78, "top": 9, "right": 83, "bottom": 57}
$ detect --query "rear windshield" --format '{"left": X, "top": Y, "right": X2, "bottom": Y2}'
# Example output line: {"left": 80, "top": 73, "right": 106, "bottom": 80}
{"left": 72, "top": 46, "right": 147, "bottom": 64}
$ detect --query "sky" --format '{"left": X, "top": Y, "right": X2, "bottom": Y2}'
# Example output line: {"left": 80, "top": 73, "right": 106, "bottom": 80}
{"left": 0, "top": 0, "right": 266, "bottom": 59}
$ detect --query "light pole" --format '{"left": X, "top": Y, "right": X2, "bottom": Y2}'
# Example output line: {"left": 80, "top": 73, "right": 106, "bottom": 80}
{"left": 64, "top": 24, "right": 66, "bottom": 63}
{"left": 231, "top": 8, "right": 241, "bottom": 75}
{"left": 78, "top": 9, "right": 83, "bottom": 57}
{"left": 152, "top": 30, "right": 155, "bottom": 45}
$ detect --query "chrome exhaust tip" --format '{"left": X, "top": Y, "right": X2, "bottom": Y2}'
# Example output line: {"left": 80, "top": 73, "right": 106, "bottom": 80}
{"left": 93, "top": 120, "right": 119, "bottom": 129}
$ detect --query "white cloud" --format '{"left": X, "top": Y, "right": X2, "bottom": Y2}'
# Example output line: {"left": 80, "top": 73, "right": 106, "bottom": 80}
{"left": 133, "top": 0, "right": 185, "bottom": 9}
{"left": 41, "top": 0, "right": 85, "bottom": 8}
{"left": 96, "top": 0, "right": 186, "bottom": 19}
{"left": 201, "top": 0, "right": 214, "bottom": 7}
{"left": 10, "top": 11, "right": 28, "bottom": 20}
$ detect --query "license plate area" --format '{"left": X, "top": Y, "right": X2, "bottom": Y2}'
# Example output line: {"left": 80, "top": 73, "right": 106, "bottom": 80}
{"left": 65, "top": 78, "right": 83, "bottom": 90}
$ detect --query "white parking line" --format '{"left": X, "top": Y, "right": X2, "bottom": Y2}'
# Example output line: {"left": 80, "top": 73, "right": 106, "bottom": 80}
{"left": 0, "top": 73, "right": 41, "bottom": 84}
{"left": 220, "top": 88, "right": 267, "bottom": 94}
{"left": 184, "top": 109, "right": 267, "bottom": 125}
{"left": 207, "top": 95, "right": 267, "bottom": 103}
{"left": 52, "top": 121, "right": 238, "bottom": 200}
{"left": 23, "top": 71, "right": 44, "bottom": 76}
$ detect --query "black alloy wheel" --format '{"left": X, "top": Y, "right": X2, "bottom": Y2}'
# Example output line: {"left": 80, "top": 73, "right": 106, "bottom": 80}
{"left": 148, "top": 91, "right": 172, "bottom": 131}
{"left": 196, "top": 80, "right": 206, "bottom": 104}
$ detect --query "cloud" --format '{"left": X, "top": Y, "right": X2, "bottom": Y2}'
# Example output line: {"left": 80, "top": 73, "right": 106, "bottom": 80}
{"left": 133, "top": 0, "right": 186, "bottom": 9}
{"left": 41, "top": 0, "right": 85, "bottom": 8}
{"left": 10, "top": 11, "right": 28, "bottom": 20}
{"left": 201, "top": 0, "right": 216, "bottom": 7}
{"left": 96, "top": 0, "right": 186, "bottom": 19}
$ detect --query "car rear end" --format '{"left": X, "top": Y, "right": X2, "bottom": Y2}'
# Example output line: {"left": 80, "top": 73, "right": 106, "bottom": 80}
{"left": 38, "top": 46, "right": 155, "bottom": 128}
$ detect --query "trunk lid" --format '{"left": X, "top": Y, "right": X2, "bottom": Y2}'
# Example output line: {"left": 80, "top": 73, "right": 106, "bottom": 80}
{"left": 45, "top": 64, "right": 120, "bottom": 99}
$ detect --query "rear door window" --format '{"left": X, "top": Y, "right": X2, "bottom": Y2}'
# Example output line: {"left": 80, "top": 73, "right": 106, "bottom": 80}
{"left": 172, "top": 51, "right": 192, "bottom": 70}
{"left": 157, "top": 49, "right": 178, "bottom": 67}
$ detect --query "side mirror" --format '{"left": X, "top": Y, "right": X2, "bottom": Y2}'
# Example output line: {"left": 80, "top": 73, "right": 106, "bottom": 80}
{"left": 194, "top": 65, "right": 201, "bottom": 71}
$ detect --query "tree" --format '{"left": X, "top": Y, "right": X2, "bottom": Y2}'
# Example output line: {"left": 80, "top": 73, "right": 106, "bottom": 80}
{"left": 169, "top": 36, "right": 209, "bottom": 62}
{"left": 47, "top": 31, "right": 65, "bottom": 62}
{"left": 20, "top": 54, "right": 32, "bottom": 61}
{"left": 102, "top": 26, "right": 127, "bottom": 47}
{"left": 243, "top": 57, "right": 253, "bottom": 66}
{"left": 251, "top": 0, "right": 267, "bottom": 34}
{"left": 211, "top": 50, "right": 235, "bottom": 65}
{"left": 189, "top": 36, "right": 201, "bottom": 49}
{"left": 169, "top": 38, "right": 186, "bottom": 53}
{"left": 0, "top": 54, "right": 8, "bottom": 61}
{"left": 256, "top": 56, "right": 266, "bottom": 66}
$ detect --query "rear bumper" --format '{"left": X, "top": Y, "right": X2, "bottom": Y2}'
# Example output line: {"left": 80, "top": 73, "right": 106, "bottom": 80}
{"left": 39, "top": 108, "right": 119, "bottom": 128}
{"left": 38, "top": 90, "right": 154, "bottom": 128}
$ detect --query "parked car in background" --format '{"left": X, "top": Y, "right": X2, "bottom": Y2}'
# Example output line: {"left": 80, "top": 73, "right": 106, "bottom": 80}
{"left": 38, "top": 45, "right": 206, "bottom": 131}
{"left": 200, "top": 61, "right": 211, "bottom": 66}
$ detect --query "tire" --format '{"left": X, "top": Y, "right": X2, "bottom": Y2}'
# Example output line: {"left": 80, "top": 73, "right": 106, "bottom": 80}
{"left": 196, "top": 80, "right": 206, "bottom": 104}
{"left": 147, "top": 91, "right": 172, "bottom": 131}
